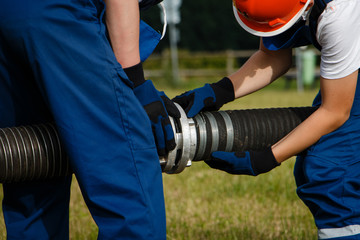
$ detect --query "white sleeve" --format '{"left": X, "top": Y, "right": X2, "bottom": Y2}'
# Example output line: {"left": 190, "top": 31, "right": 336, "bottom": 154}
{"left": 316, "top": 0, "right": 360, "bottom": 79}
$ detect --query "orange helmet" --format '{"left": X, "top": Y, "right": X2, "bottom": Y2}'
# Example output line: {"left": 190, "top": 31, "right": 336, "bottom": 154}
{"left": 233, "top": 0, "right": 312, "bottom": 37}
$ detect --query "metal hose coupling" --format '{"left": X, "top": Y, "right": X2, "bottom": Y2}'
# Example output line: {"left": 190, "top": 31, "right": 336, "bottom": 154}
{"left": 0, "top": 105, "right": 317, "bottom": 182}
{"left": 160, "top": 103, "right": 317, "bottom": 173}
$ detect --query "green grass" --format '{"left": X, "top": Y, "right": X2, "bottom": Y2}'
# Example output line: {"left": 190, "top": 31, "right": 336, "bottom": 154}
{"left": 163, "top": 161, "right": 317, "bottom": 240}
{"left": 0, "top": 79, "right": 319, "bottom": 239}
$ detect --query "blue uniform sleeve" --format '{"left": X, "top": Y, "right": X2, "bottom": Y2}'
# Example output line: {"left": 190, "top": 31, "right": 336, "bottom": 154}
{"left": 262, "top": 20, "right": 313, "bottom": 51}
{"left": 139, "top": 20, "right": 161, "bottom": 62}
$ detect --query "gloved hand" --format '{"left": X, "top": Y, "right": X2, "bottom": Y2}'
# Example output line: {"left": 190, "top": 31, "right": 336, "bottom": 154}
{"left": 124, "top": 62, "right": 180, "bottom": 156}
{"left": 133, "top": 80, "right": 180, "bottom": 156}
{"left": 172, "top": 77, "right": 235, "bottom": 118}
{"left": 205, "top": 147, "right": 280, "bottom": 176}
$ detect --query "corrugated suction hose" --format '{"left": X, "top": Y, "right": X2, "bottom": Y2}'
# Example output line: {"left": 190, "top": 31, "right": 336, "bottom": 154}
{"left": 0, "top": 123, "right": 71, "bottom": 183}
{"left": 0, "top": 106, "right": 317, "bottom": 182}
{"left": 192, "top": 107, "right": 317, "bottom": 161}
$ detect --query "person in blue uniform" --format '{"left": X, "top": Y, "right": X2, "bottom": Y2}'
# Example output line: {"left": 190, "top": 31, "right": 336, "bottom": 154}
{"left": 173, "top": 0, "right": 360, "bottom": 238}
{"left": 0, "top": 0, "right": 178, "bottom": 239}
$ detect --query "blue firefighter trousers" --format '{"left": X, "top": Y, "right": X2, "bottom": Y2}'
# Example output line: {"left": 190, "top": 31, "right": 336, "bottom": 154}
{"left": 295, "top": 72, "right": 360, "bottom": 239}
{"left": 0, "top": 0, "right": 166, "bottom": 239}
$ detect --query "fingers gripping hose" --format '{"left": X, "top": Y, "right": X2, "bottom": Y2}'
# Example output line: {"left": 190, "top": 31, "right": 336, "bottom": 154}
{"left": 0, "top": 105, "right": 317, "bottom": 182}
{"left": 161, "top": 105, "right": 316, "bottom": 173}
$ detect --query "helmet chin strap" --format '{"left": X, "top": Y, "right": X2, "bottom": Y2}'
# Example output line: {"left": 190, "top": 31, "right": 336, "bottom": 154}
{"left": 302, "top": 2, "right": 314, "bottom": 21}
{"left": 159, "top": 2, "right": 167, "bottom": 40}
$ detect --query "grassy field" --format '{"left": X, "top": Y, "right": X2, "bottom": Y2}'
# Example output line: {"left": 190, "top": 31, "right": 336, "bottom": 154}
{"left": 0, "top": 79, "right": 319, "bottom": 239}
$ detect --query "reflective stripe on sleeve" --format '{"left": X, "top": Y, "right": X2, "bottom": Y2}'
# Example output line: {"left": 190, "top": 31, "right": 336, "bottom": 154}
{"left": 318, "top": 225, "right": 360, "bottom": 239}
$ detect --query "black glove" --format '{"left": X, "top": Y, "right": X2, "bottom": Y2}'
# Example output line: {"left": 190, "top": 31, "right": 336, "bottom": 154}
{"left": 205, "top": 147, "right": 280, "bottom": 176}
{"left": 125, "top": 63, "right": 180, "bottom": 156}
{"left": 172, "top": 77, "right": 235, "bottom": 118}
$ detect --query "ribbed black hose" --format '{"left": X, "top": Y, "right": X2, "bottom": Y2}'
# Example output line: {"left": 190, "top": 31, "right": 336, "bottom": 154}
{"left": 0, "top": 107, "right": 317, "bottom": 182}
{"left": 0, "top": 123, "right": 71, "bottom": 183}
{"left": 193, "top": 107, "right": 317, "bottom": 161}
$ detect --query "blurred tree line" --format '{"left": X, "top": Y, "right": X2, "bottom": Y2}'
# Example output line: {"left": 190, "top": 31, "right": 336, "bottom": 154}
{"left": 140, "top": 0, "right": 260, "bottom": 52}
